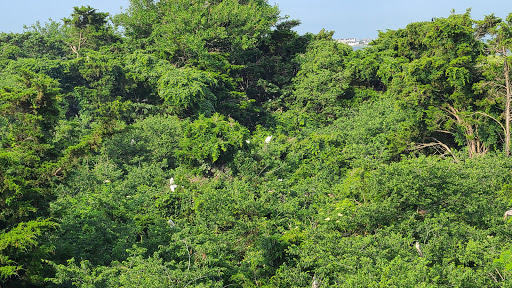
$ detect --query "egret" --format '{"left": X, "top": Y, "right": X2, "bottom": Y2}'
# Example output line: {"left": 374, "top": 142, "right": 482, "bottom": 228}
{"left": 312, "top": 275, "right": 320, "bottom": 288}
{"left": 169, "top": 178, "right": 178, "bottom": 192}
{"left": 415, "top": 241, "right": 423, "bottom": 257}
{"left": 504, "top": 209, "right": 512, "bottom": 220}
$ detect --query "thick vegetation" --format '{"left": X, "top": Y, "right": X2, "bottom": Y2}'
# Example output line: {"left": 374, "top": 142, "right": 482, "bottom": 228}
{"left": 2, "top": 1, "right": 512, "bottom": 287}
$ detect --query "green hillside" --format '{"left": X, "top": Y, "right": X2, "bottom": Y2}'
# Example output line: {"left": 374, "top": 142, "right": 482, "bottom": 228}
{"left": 2, "top": 2, "right": 512, "bottom": 287}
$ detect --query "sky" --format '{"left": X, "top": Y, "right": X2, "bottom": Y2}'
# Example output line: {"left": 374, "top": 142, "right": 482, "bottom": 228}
{"left": 0, "top": 0, "right": 510, "bottom": 39}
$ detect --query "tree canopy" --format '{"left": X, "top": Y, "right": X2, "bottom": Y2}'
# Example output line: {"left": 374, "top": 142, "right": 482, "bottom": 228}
{"left": 2, "top": 2, "right": 512, "bottom": 287}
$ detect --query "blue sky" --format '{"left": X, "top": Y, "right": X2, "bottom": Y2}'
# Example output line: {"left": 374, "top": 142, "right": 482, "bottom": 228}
{"left": 1, "top": 0, "right": 510, "bottom": 39}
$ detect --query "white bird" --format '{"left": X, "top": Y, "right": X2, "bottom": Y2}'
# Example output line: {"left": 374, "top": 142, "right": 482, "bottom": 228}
{"left": 415, "top": 241, "right": 423, "bottom": 257}
{"left": 169, "top": 178, "right": 178, "bottom": 192}
{"left": 504, "top": 209, "right": 512, "bottom": 220}
{"left": 312, "top": 275, "right": 320, "bottom": 288}
{"left": 167, "top": 219, "right": 175, "bottom": 228}
{"left": 265, "top": 135, "right": 272, "bottom": 144}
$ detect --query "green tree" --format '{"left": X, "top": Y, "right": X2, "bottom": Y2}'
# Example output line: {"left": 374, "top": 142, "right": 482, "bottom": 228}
{"left": 158, "top": 66, "right": 217, "bottom": 117}
{"left": 63, "top": 6, "right": 119, "bottom": 58}
{"left": 327, "top": 96, "right": 420, "bottom": 169}
{"left": 0, "top": 70, "right": 61, "bottom": 285}
{"left": 372, "top": 11, "right": 489, "bottom": 158}
{"left": 291, "top": 30, "right": 353, "bottom": 124}
{"left": 153, "top": 0, "right": 279, "bottom": 65}
{"left": 232, "top": 19, "right": 312, "bottom": 105}
{"left": 474, "top": 13, "right": 512, "bottom": 156}
{"left": 113, "top": 0, "right": 159, "bottom": 49}
{"left": 179, "top": 114, "right": 249, "bottom": 166}
{"left": 0, "top": 21, "right": 68, "bottom": 60}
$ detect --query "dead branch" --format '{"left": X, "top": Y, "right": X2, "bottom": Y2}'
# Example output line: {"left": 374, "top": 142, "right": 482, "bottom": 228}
{"left": 489, "top": 272, "right": 499, "bottom": 283}
{"left": 473, "top": 111, "right": 506, "bottom": 134}
{"left": 435, "top": 130, "right": 455, "bottom": 136}
{"left": 411, "top": 138, "right": 460, "bottom": 163}
{"left": 496, "top": 268, "right": 505, "bottom": 281}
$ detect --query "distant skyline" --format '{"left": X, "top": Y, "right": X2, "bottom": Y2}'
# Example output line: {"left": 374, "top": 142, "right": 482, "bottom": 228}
{"left": 1, "top": 0, "right": 511, "bottom": 39}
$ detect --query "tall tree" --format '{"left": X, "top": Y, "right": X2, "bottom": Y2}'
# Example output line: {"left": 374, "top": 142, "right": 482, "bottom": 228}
{"left": 474, "top": 13, "right": 512, "bottom": 156}
{"left": 0, "top": 70, "right": 60, "bottom": 285}
{"left": 372, "top": 11, "right": 489, "bottom": 158}
{"left": 291, "top": 29, "right": 353, "bottom": 124}
{"left": 117, "top": 0, "right": 279, "bottom": 66}
{"left": 113, "top": 0, "right": 160, "bottom": 49}
{"left": 63, "top": 6, "right": 118, "bottom": 57}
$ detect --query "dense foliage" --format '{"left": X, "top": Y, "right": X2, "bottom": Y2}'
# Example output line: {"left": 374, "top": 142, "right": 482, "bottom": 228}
{"left": 2, "top": 1, "right": 512, "bottom": 286}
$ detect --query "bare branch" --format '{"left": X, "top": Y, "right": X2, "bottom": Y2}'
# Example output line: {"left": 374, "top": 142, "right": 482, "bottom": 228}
{"left": 410, "top": 138, "right": 460, "bottom": 163}
{"left": 435, "top": 130, "right": 455, "bottom": 136}
{"left": 473, "top": 111, "right": 506, "bottom": 134}
{"left": 496, "top": 268, "right": 505, "bottom": 281}
{"left": 265, "top": 163, "right": 285, "bottom": 175}
{"left": 489, "top": 272, "right": 499, "bottom": 283}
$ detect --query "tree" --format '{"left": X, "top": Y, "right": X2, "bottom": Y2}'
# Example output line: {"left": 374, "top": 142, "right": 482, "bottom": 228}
{"left": 291, "top": 30, "right": 353, "bottom": 124}
{"left": 114, "top": 0, "right": 159, "bottom": 48}
{"left": 0, "top": 70, "right": 61, "bottom": 285}
{"left": 116, "top": 0, "right": 280, "bottom": 67}
{"left": 63, "top": 6, "right": 118, "bottom": 57}
{"left": 232, "top": 19, "right": 312, "bottom": 105}
{"left": 372, "top": 11, "right": 489, "bottom": 158}
{"left": 179, "top": 114, "right": 249, "bottom": 166}
{"left": 0, "top": 21, "right": 68, "bottom": 60}
{"left": 150, "top": 0, "right": 279, "bottom": 66}
{"left": 474, "top": 13, "right": 512, "bottom": 156}
{"left": 327, "top": 97, "right": 420, "bottom": 169}
{"left": 157, "top": 66, "right": 217, "bottom": 117}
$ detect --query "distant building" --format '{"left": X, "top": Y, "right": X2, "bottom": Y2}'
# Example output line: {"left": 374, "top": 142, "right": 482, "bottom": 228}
{"left": 337, "top": 38, "right": 373, "bottom": 47}
{"left": 337, "top": 38, "right": 358, "bottom": 46}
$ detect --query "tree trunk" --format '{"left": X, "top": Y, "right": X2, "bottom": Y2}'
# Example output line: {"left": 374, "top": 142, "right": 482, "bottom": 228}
{"left": 504, "top": 46, "right": 511, "bottom": 156}
{"left": 446, "top": 105, "right": 487, "bottom": 158}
